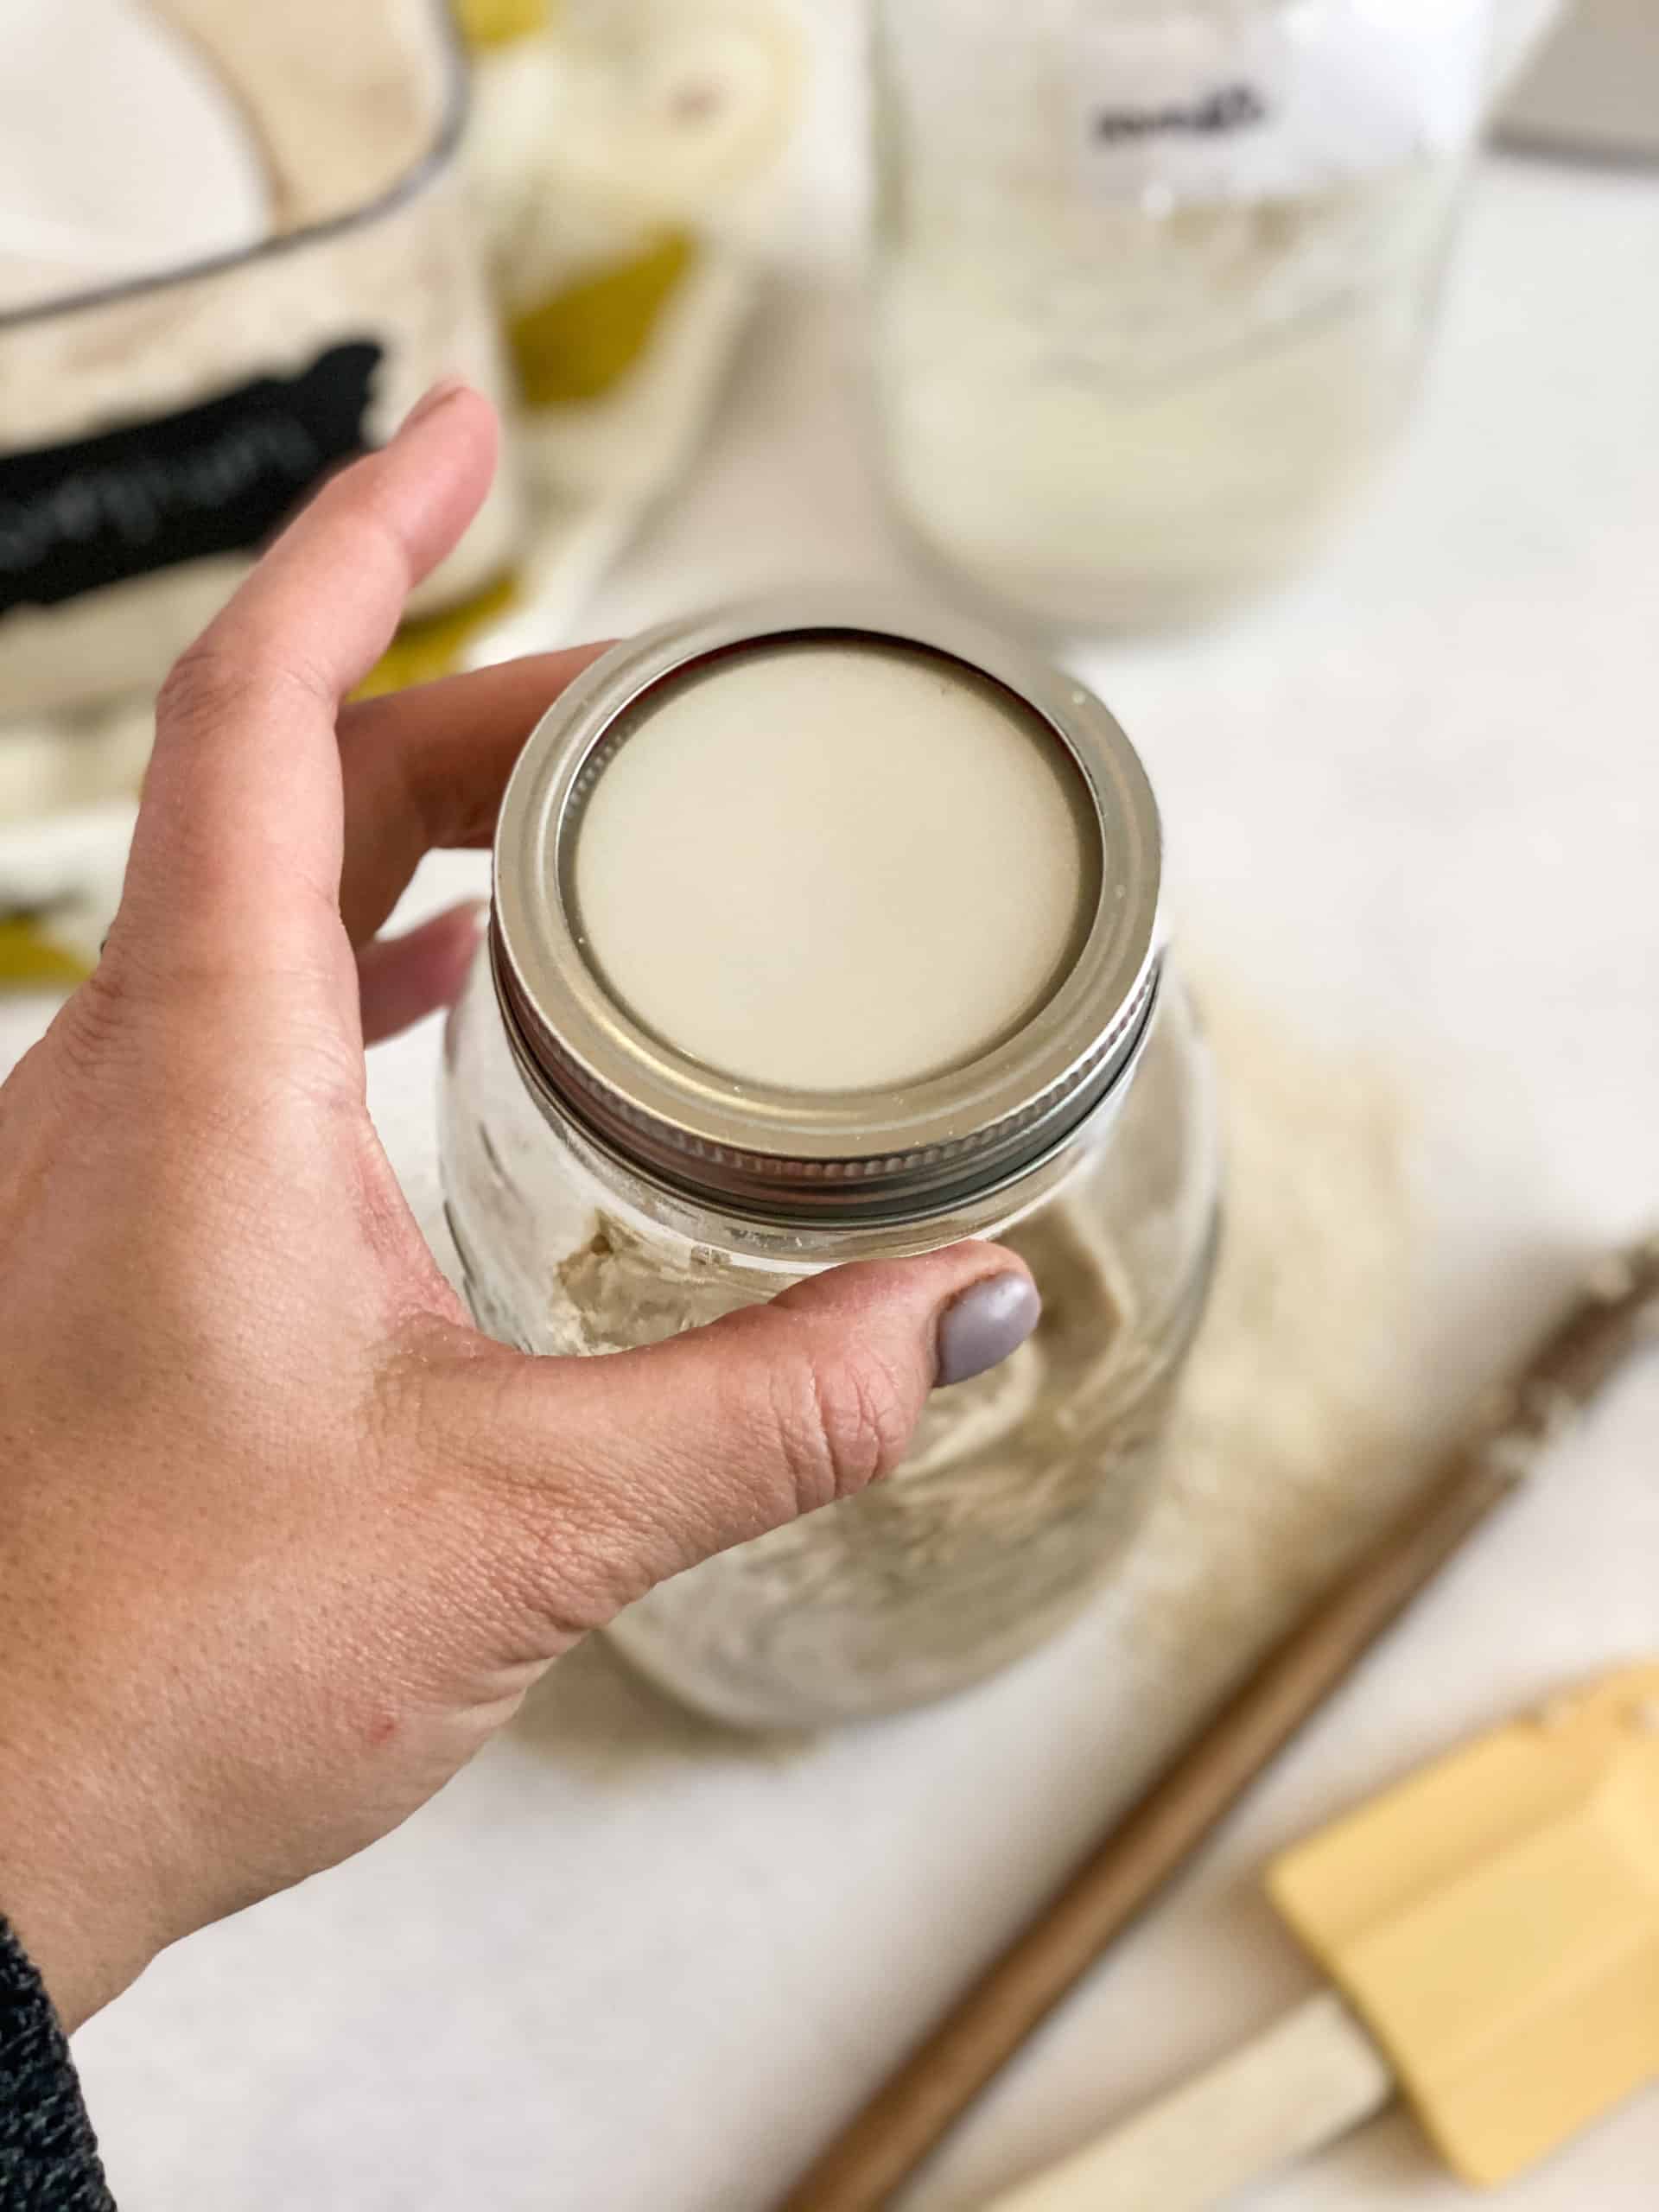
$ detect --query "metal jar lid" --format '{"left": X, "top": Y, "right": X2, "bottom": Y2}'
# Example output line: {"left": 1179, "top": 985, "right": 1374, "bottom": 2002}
{"left": 491, "top": 594, "right": 1163, "bottom": 1226}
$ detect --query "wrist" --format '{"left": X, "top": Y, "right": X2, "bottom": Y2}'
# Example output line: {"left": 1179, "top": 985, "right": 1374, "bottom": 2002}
{"left": 0, "top": 1909, "right": 118, "bottom": 2208}
{"left": 0, "top": 1759, "right": 162, "bottom": 2031}
{"left": 0, "top": 1870, "right": 135, "bottom": 2035}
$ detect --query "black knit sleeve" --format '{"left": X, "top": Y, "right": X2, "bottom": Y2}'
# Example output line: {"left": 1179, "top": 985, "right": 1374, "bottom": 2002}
{"left": 0, "top": 1917, "right": 114, "bottom": 2211}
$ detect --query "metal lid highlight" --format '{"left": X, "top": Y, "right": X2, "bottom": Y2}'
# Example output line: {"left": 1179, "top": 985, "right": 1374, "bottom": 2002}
{"left": 492, "top": 595, "right": 1163, "bottom": 1224}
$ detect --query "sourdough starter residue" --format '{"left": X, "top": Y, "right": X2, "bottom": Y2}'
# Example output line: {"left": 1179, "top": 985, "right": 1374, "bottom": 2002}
{"left": 570, "top": 1188, "right": 1189, "bottom": 1730}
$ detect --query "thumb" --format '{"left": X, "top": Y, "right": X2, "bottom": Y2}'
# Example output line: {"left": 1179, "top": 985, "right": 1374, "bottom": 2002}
{"left": 429, "top": 1243, "right": 1040, "bottom": 1643}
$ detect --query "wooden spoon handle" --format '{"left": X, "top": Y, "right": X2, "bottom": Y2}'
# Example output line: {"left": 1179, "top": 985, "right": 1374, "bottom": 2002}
{"left": 775, "top": 1236, "right": 1659, "bottom": 2212}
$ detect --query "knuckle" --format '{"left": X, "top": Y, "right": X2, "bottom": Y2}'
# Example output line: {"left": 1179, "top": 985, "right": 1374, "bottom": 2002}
{"left": 484, "top": 1510, "right": 641, "bottom": 1647}
{"left": 156, "top": 635, "right": 327, "bottom": 741}
{"left": 485, "top": 1478, "right": 657, "bottom": 1647}
{"left": 768, "top": 1335, "right": 914, "bottom": 1512}
{"left": 397, "top": 1350, "right": 652, "bottom": 1647}
{"left": 48, "top": 959, "right": 146, "bottom": 1090}
{"left": 156, "top": 639, "right": 251, "bottom": 734}
{"left": 62, "top": 954, "right": 132, "bottom": 1042}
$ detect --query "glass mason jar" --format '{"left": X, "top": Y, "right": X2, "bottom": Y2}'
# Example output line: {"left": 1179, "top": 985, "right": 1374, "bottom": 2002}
{"left": 440, "top": 600, "right": 1221, "bottom": 1729}
{"left": 870, "top": 0, "right": 1495, "bottom": 631}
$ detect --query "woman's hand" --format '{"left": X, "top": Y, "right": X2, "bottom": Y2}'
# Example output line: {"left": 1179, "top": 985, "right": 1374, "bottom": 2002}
{"left": 0, "top": 387, "right": 1038, "bottom": 2031}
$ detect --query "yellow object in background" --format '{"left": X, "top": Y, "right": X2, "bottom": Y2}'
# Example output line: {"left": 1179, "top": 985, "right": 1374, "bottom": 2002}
{"left": 0, "top": 916, "right": 90, "bottom": 989}
{"left": 461, "top": 0, "right": 796, "bottom": 425}
{"left": 1270, "top": 1660, "right": 1659, "bottom": 2187}
{"left": 984, "top": 1662, "right": 1659, "bottom": 2209}
{"left": 454, "top": 0, "right": 552, "bottom": 50}
{"left": 508, "top": 229, "right": 695, "bottom": 404}
{"left": 353, "top": 573, "right": 522, "bottom": 701}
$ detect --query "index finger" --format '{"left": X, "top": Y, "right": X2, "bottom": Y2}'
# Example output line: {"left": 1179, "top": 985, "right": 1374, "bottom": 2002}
{"left": 115, "top": 383, "right": 498, "bottom": 979}
{"left": 335, "top": 645, "right": 609, "bottom": 946}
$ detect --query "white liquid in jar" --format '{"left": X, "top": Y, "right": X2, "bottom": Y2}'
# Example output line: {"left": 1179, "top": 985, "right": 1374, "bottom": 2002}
{"left": 876, "top": 166, "right": 1461, "bottom": 630}
{"left": 871, "top": 0, "right": 1481, "bottom": 629}
{"left": 570, "top": 640, "right": 1097, "bottom": 1093}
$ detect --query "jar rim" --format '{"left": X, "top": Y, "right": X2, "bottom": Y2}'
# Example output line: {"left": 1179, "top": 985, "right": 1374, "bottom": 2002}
{"left": 491, "top": 594, "right": 1164, "bottom": 1225}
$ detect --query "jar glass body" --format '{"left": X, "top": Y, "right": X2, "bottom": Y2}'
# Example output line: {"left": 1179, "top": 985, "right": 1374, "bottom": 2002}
{"left": 440, "top": 952, "right": 1222, "bottom": 1730}
{"left": 870, "top": 0, "right": 1490, "bottom": 632}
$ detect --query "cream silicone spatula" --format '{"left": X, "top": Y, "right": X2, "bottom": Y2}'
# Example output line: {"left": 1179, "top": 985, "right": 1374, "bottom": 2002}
{"left": 983, "top": 1661, "right": 1659, "bottom": 2209}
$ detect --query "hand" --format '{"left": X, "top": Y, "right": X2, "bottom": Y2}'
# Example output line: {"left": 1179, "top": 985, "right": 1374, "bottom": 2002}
{"left": 0, "top": 386, "right": 1039, "bottom": 2031}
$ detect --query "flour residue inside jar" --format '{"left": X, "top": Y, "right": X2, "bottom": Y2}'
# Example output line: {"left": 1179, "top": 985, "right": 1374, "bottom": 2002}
{"left": 541, "top": 991, "right": 1210, "bottom": 1731}
{"left": 550, "top": 1189, "right": 1160, "bottom": 1710}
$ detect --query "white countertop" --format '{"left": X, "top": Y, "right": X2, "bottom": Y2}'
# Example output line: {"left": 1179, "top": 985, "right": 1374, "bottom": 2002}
{"left": 5, "top": 120, "right": 1658, "bottom": 2212}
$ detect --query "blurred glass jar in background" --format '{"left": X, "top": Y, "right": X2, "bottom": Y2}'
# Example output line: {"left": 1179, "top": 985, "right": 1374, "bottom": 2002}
{"left": 0, "top": 0, "right": 534, "bottom": 988}
{"left": 870, "top": 0, "right": 1497, "bottom": 632}
{"left": 0, "top": 0, "right": 520, "bottom": 723}
{"left": 440, "top": 601, "right": 1222, "bottom": 1730}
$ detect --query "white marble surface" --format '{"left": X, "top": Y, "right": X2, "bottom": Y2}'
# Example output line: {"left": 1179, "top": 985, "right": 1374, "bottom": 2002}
{"left": 4, "top": 120, "right": 1658, "bottom": 2212}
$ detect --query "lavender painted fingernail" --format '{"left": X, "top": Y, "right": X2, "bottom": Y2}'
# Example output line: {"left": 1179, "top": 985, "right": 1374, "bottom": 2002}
{"left": 934, "top": 1272, "right": 1041, "bottom": 1389}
